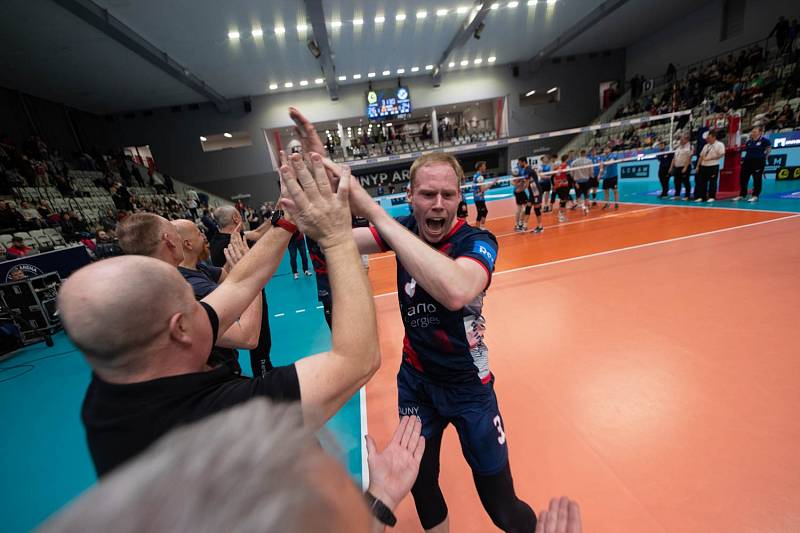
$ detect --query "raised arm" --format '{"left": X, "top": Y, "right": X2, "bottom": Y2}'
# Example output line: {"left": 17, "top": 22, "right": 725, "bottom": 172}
{"left": 215, "top": 293, "right": 262, "bottom": 350}
{"left": 281, "top": 153, "right": 380, "bottom": 423}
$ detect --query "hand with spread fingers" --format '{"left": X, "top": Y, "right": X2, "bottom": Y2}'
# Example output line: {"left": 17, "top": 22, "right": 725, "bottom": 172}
{"left": 279, "top": 152, "right": 352, "bottom": 249}
{"left": 534, "top": 496, "right": 582, "bottom": 533}
{"left": 223, "top": 227, "right": 249, "bottom": 271}
{"left": 366, "top": 416, "right": 426, "bottom": 513}
{"left": 289, "top": 106, "right": 328, "bottom": 157}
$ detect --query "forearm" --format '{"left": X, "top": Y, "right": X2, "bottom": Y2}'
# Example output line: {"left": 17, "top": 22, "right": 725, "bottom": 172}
{"left": 370, "top": 208, "right": 471, "bottom": 310}
{"left": 244, "top": 220, "right": 271, "bottom": 242}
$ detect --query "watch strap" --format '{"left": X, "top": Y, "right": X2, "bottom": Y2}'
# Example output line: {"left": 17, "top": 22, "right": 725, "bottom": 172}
{"left": 275, "top": 218, "right": 297, "bottom": 234}
{"left": 364, "top": 491, "right": 397, "bottom": 527}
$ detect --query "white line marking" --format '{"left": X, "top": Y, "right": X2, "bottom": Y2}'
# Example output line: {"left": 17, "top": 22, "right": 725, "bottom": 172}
{"left": 359, "top": 386, "right": 370, "bottom": 491}
{"left": 316, "top": 305, "right": 324, "bottom": 309}
{"left": 273, "top": 313, "right": 285, "bottom": 318}
{"left": 623, "top": 199, "right": 798, "bottom": 215}
{"left": 371, "top": 214, "right": 799, "bottom": 299}
{"left": 295, "top": 308, "right": 306, "bottom": 313}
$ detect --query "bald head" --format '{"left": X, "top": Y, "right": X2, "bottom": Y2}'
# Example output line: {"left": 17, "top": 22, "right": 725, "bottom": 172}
{"left": 59, "top": 256, "right": 199, "bottom": 375}
{"left": 214, "top": 206, "right": 239, "bottom": 230}
{"left": 171, "top": 219, "right": 209, "bottom": 263}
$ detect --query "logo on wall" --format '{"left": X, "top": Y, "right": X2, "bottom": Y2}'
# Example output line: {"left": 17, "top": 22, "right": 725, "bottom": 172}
{"left": 766, "top": 154, "right": 787, "bottom": 172}
{"left": 367, "top": 91, "right": 378, "bottom": 104}
{"left": 776, "top": 166, "right": 800, "bottom": 181}
{"left": 621, "top": 164, "right": 650, "bottom": 179}
{"left": 4, "top": 264, "right": 44, "bottom": 283}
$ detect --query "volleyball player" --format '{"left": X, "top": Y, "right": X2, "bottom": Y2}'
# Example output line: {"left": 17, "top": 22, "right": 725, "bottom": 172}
{"left": 571, "top": 149, "right": 593, "bottom": 215}
{"left": 599, "top": 146, "right": 620, "bottom": 210}
{"left": 516, "top": 157, "right": 543, "bottom": 233}
{"left": 553, "top": 154, "right": 571, "bottom": 223}
{"left": 512, "top": 169, "right": 529, "bottom": 232}
{"left": 472, "top": 161, "right": 497, "bottom": 230}
{"left": 588, "top": 147, "right": 601, "bottom": 206}
{"left": 538, "top": 154, "right": 553, "bottom": 212}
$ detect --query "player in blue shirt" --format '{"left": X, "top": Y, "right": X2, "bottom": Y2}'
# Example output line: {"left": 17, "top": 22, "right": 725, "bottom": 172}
{"left": 736, "top": 126, "right": 771, "bottom": 202}
{"left": 471, "top": 161, "right": 498, "bottom": 230}
{"left": 538, "top": 154, "right": 554, "bottom": 212}
{"left": 350, "top": 153, "right": 537, "bottom": 532}
{"left": 589, "top": 147, "right": 601, "bottom": 206}
{"left": 599, "top": 146, "right": 620, "bottom": 210}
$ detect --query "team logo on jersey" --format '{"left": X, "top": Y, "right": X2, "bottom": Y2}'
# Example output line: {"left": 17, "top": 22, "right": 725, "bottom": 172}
{"left": 404, "top": 277, "right": 417, "bottom": 297}
{"left": 472, "top": 241, "right": 496, "bottom": 269}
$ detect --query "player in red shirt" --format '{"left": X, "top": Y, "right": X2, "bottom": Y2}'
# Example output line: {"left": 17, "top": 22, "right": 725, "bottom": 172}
{"left": 552, "top": 154, "right": 571, "bottom": 223}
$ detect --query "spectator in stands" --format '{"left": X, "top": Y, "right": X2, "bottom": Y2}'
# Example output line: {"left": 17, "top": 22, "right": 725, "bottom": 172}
{"left": 17, "top": 201, "right": 45, "bottom": 229}
{"left": 5, "top": 236, "right": 33, "bottom": 259}
{"left": 694, "top": 130, "right": 725, "bottom": 203}
{"left": 0, "top": 200, "right": 21, "bottom": 231}
{"left": 200, "top": 208, "right": 218, "bottom": 238}
{"left": 669, "top": 133, "right": 693, "bottom": 200}
{"left": 768, "top": 16, "right": 790, "bottom": 53}
{"left": 57, "top": 158, "right": 379, "bottom": 476}
{"left": 94, "top": 230, "right": 123, "bottom": 259}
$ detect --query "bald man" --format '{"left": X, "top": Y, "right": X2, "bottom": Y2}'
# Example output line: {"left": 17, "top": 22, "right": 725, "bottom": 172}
{"left": 63, "top": 154, "right": 380, "bottom": 476}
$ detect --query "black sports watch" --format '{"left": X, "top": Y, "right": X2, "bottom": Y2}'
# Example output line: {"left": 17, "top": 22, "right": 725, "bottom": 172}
{"left": 364, "top": 491, "right": 397, "bottom": 527}
{"left": 271, "top": 209, "right": 297, "bottom": 234}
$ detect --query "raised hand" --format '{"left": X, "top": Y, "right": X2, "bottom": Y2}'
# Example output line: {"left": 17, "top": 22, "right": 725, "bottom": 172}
{"left": 223, "top": 228, "right": 249, "bottom": 272}
{"left": 534, "top": 497, "right": 582, "bottom": 533}
{"left": 289, "top": 107, "right": 327, "bottom": 157}
{"left": 279, "top": 152, "right": 352, "bottom": 249}
{"left": 366, "top": 416, "right": 426, "bottom": 512}
{"left": 347, "top": 175, "right": 381, "bottom": 220}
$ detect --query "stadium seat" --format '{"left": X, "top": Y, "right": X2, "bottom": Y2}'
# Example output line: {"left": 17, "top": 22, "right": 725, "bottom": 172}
{"left": 0, "top": 234, "right": 12, "bottom": 249}
{"left": 13, "top": 232, "right": 37, "bottom": 249}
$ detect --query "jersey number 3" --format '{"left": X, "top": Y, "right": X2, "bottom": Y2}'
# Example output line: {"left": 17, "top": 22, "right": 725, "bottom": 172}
{"left": 493, "top": 415, "right": 506, "bottom": 445}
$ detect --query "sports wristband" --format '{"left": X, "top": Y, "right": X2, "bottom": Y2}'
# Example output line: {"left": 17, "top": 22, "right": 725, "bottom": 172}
{"left": 364, "top": 491, "right": 397, "bottom": 527}
{"left": 275, "top": 218, "right": 297, "bottom": 234}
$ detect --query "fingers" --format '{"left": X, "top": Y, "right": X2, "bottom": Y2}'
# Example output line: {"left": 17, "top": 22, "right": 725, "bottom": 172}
{"left": 567, "top": 501, "right": 581, "bottom": 533}
{"left": 412, "top": 435, "right": 425, "bottom": 462}
{"left": 406, "top": 416, "right": 422, "bottom": 451}
{"left": 392, "top": 416, "right": 411, "bottom": 446}
{"left": 365, "top": 434, "right": 377, "bottom": 459}
{"left": 289, "top": 107, "right": 313, "bottom": 136}
{"left": 309, "top": 153, "right": 332, "bottom": 198}
{"left": 557, "top": 496, "right": 569, "bottom": 532}
{"left": 335, "top": 167, "right": 352, "bottom": 203}
{"left": 279, "top": 149, "right": 289, "bottom": 168}
{"left": 535, "top": 511, "right": 546, "bottom": 533}
{"left": 290, "top": 153, "right": 322, "bottom": 200}
{"left": 279, "top": 163, "right": 311, "bottom": 211}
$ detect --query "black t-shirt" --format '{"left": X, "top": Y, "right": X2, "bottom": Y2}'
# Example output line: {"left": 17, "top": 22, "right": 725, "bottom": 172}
{"left": 208, "top": 232, "right": 231, "bottom": 268}
{"left": 82, "top": 363, "right": 301, "bottom": 476}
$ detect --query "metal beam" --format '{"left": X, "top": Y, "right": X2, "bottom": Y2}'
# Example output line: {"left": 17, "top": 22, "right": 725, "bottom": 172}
{"left": 51, "top": 0, "right": 230, "bottom": 112}
{"left": 431, "top": 0, "right": 490, "bottom": 86}
{"left": 525, "top": 0, "right": 631, "bottom": 73}
{"left": 305, "top": 0, "right": 339, "bottom": 100}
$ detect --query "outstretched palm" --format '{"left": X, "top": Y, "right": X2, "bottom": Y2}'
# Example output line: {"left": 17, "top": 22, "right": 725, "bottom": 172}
{"left": 366, "top": 416, "right": 426, "bottom": 511}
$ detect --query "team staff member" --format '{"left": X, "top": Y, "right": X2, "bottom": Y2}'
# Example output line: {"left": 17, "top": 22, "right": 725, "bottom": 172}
{"left": 735, "top": 126, "right": 770, "bottom": 202}
{"left": 471, "top": 161, "right": 496, "bottom": 230}
{"left": 656, "top": 141, "right": 674, "bottom": 198}
{"left": 668, "top": 133, "right": 693, "bottom": 200}
{"left": 694, "top": 130, "right": 725, "bottom": 203}
{"left": 208, "top": 205, "right": 274, "bottom": 376}
{"left": 60, "top": 153, "right": 380, "bottom": 477}
{"left": 599, "top": 147, "right": 620, "bottom": 210}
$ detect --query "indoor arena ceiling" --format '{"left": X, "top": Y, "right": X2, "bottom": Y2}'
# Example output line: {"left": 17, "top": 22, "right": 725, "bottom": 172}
{"left": 0, "top": 0, "right": 703, "bottom": 114}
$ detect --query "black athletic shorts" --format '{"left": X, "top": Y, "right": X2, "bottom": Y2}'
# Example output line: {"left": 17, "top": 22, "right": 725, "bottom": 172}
{"left": 555, "top": 186, "right": 570, "bottom": 203}
{"left": 457, "top": 200, "right": 468, "bottom": 218}
{"left": 527, "top": 187, "right": 541, "bottom": 205}
{"left": 539, "top": 178, "right": 552, "bottom": 192}
{"left": 588, "top": 177, "right": 599, "bottom": 188}
{"left": 602, "top": 177, "right": 618, "bottom": 190}
{"left": 514, "top": 191, "right": 528, "bottom": 205}
{"left": 575, "top": 181, "right": 591, "bottom": 198}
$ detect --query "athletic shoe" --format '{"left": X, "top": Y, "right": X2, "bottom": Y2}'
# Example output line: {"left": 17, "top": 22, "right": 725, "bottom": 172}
{"left": 570, "top": 204, "right": 577, "bottom": 210}
{"left": 531, "top": 226, "right": 543, "bottom": 234}
{"left": 614, "top": 204, "right": 619, "bottom": 210}
{"left": 706, "top": 198, "right": 715, "bottom": 203}
{"left": 732, "top": 196, "right": 743, "bottom": 201}
{"left": 293, "top": 273, "right": 299, "bottom": 280}
{"left": 558, "top": 213, "right": 566, "bottom": 223}
{"left": 680, "top": 197, "right": 689, "bottom": 201}
{"left": 522, "top": 225, "right": 528, "bottom": 231}
{"left": 693, "top": 198, "right": 704, "bottom": 202}
{"left": 304, "top": 270, "right": 313, "bottom": 276}
{"left": 602, "top": 203, "right": 610, "bottom": 210}
{"left": 747, "top": 196, "right": 758, "bottom": 202}
{"left": 670, "top": 196, "right": 679, "bottom": 200}
{"left": 513, "top": 224, "right": 520, "bottom": 232}
{"left": 591, "top": 201, "right": 597, "bottom": 206}
{"left": 583, "top": 206, "right": 589, "bottom": 215}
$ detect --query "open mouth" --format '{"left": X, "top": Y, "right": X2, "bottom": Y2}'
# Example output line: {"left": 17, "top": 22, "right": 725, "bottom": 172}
{"left": 425, "top": 217, "right": 446, "bottom": 233}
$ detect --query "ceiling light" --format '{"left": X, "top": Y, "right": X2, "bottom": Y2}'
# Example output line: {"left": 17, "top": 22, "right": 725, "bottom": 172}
{"left": 227, "top": 30, "right": 240, "bottom": 40}
{"left": 460, "top": 60, "right": 469, "bottom": 66}
{"left": 374, "top": 15, "right": 385, "bottom": 23}
{"left": 488, "top": 56, "right": 497, "bottom": 63}
{"left": 251, "top": 28, "right": 263, "bottom": 37}
{"left": 547, "top": 86, "right": 558, "bottom": 93}
{"left": 397, "top": 68, "right": 405, "bottom": 74}
{"left": 411, "top": 66, "right": 420, "bottom": 72}
{"left": 274, "top": 26, "right": 285, "bottom": 35}
{"left": 284, "top": 82, "right": 294, "bottom": 88}
{"left": 457, "top": 6, "right": 469, "bottom": 14}
{"left": 396, "top": 13, "right": 407, "bottom": 21}
{"left": 547, "top": 0, "right": 557, "bottom": 3}
{"left": 367, "top": 72, "right": 376, "bottom": 78}
{"left": 331, "top": 20, "right": 342, "bottom": 28}
{"left": 296, "top": 23, "right": 308, "bottom": 32}
{"left": 527, "top": 0, "right": 537, "bottom": 4}
{"left": 525, "top": 89, "right": 536, "bottom": 96}
{"left": 425, "top": 64, "right": 434, "bottom": 70}
{"left": 474, "top": 58, "right": 483, "bottom": 64}
{"left": 314, "top": 78, "right": 324, "bottom": 84}
{"left": 338, "top": 75, "right": 347, "bottom": 81}
{"left": 416, "top": 10, "right": 428, "bottom": 19}
{"left": 299, "top": 80, "right": 309, "bottom": 86}
{"left": 353, "top": 74, "right": 362, "bottom": 79}
{"left": 223, "top": 132, "right": 233, "bottom": 138}
{"left": 386, "top": 123, "right": 393, "bottom": 127}
{"left": 508, "top": 1, "right": 519, "bottom": 7}
{"left": 352, "top": 18, "right": 364, "bottom": 25}
{"left": 448, "top": 61, "right": 456, "bottom": 67}
{"left": 269, "top": 83, "right": 278, "bottom": 90}
{"left": 382, "top": 70, "right": 391, "bottom": 75}
{"left": 199, "top": 136, "right": 207, "bottom": 142}
{"left": 437, "top": 9, "right": 449, "bottom": 16}
{"left": 490, "top": 2, "right": 500, "bottom": 9}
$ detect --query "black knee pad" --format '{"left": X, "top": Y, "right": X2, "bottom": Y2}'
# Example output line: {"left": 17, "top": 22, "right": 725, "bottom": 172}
{"left": 534, "top": 206, "right": 541, "bottom": 217}
{"left": 473, "top": 464, "right": 537, "bottom": 533}
{"left": 560, "top": 200, "right": 567, "bottom": 208}
{"left": 523, "top": 205, "right": 532, "bottom": 215}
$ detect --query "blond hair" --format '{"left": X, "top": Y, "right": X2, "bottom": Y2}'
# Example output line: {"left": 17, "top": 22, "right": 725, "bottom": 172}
{"left": 409, "top": 152, "right": 465, "bottom": 189}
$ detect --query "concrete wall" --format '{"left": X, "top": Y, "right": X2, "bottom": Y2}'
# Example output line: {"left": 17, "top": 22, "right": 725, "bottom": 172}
{"left": 626, "top": 0, "right": 797, "bottom": 79}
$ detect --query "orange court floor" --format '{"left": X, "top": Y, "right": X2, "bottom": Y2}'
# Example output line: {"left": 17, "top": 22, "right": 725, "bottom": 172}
{"left": 364, "top": 199, "right": 800, "bottom": 532}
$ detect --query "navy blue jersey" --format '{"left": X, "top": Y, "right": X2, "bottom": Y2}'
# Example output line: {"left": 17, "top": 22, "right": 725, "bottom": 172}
{"left": 743, "top": 137, "right": 771, "bottom": 161}
{"left": 178, "top": 262, "right": 222, "bottom": 299}
{"left": 371, "top": 217, "right": 498, "bottom": 384}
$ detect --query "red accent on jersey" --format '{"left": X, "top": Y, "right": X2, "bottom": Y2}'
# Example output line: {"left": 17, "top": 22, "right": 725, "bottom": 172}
{"left": 402, "top": 335, "right": 424, "bottom": 371}
{"left": 433, "top": 329, "right": 455, "bottom": 353}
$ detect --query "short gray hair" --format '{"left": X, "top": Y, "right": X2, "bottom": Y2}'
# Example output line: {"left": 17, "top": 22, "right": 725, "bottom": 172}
{"left": 213, "top": 205, "right": 238, "bottom": 228}
{"left": 40, "top": 400, "right": 350, "bottom": 533}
